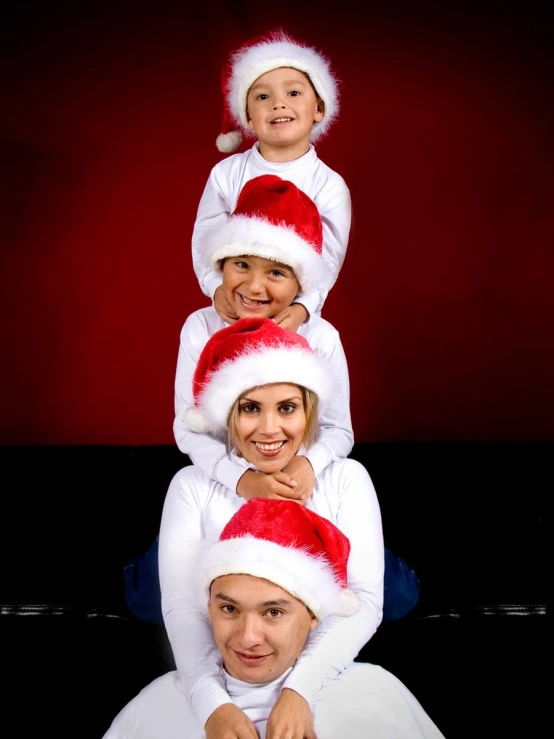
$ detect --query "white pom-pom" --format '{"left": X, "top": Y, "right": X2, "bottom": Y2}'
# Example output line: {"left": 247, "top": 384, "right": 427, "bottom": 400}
{"left": 338, "top": 589, "right": 361, "bottom": 617}
{"left": 184, "top": 407, "right": 209, "bottom": 433}
{"left": 216, "top": 131, "right": 242, "bottom": 153}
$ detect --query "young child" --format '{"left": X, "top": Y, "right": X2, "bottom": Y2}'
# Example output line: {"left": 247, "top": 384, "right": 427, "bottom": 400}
{"left": 124, "top": 176, "right": 420, "bottom": 627}
{"left": 192, "top": 29, "right": 351, "bottom": 331}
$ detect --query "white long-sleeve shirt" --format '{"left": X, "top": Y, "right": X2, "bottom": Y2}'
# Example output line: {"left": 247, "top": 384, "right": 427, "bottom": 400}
{"left": 103, "top": 663, "right": 446, "bottom": 739}
{"left": 191, "top": 143, "right": 352, "bottom": 317}
{"left": 158, "top": 457, "right": 385, "bottom": 727}
{"left": 173, "top": 306, "right": 354, "bottom": 492}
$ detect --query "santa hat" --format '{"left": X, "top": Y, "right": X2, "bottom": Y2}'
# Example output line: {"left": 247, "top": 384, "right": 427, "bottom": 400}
{"left": 216, "top": 30, "right": 340, "bottom": 154}
{"left": 201, "top": 173, "right": 328, "bottom": 295}
{"left": 200, "top": 498, "right": 360, "bottom": 619}
{"left": 184, "top": 316, "right": 331, "bottom": 434}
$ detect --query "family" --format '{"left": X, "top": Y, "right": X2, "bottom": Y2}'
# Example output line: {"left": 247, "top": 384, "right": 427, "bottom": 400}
{"left": 105, "top": 29, "right": 444, "bottom": 739}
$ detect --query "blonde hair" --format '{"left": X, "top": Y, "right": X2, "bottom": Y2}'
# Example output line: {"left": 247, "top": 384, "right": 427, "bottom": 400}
{"left": 228, "top": 384, "right": 318, "bottom": 455}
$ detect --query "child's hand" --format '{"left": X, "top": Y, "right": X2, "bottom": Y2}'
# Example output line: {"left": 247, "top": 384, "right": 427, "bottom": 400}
{"left": 266, "top": 689, "right": 316, "bottom": 739}
{"left": 214, "top": 285, "right": 239, "bottom": 324}
{"left": 205, "top": 703, "right": 258, "bottom": 739}
{"left": 237, "top": 469, "right": 305, "bottom": 503}
{"left": 271, "top": 302, "right": 309, "bottom": 332}
{"left": 280, "top": 456, "right": 314, "bottom": 502}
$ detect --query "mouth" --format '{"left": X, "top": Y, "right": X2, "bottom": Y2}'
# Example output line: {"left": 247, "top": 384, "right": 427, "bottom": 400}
{"left": 239, "top": 293, "right": 269, "bottom": 307}
{"left": 253, "top": 441, "right": 286, "bottom": 456}
{"left": 270, "top": 116, "right": 293, "bottom": 125}
{"left": 234, "top": 650, "right": 271, "bottom": 666}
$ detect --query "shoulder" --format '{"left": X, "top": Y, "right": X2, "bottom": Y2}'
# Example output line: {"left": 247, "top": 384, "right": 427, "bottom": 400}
{"left": 310, "top": 151, "right": 350, "bottom": 192}
{"left": 320, "top": 457, "right": 370, "bottom": 481}
{"left": 299, "top": 316, "right": 343, "bottom": 352}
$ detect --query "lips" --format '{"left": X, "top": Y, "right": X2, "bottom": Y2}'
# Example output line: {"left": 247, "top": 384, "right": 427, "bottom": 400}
{"left": 271, "top": 117, "right": 293, "bottom": 124}
{"left": 254, "top": 441, "right": 286, "bottom": 456}
{"left": 239, "top": 293, "right": 269, "bottom": 306}
{"left": 234, "top": 650, "right": 271, "bottom": 666}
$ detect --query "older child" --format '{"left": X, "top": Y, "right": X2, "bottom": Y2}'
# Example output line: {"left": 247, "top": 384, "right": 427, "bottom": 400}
{"left": 192, "top": 29, "right": 351, "bottom": 331}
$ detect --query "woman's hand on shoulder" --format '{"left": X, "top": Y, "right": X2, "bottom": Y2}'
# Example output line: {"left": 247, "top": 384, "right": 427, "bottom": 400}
{"left": 266, "top": 689, "right": 317, "bottom": 739}
{"left": 237, "top": 470, "right": 305, "bottom": 503}
{"left": 205, "top": 703, "right": 258, "bottom": 739}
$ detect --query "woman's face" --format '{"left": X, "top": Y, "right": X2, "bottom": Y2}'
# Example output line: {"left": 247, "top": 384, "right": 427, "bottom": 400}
{"left": 233, "top": 383, "right": 307, "bottom": 473}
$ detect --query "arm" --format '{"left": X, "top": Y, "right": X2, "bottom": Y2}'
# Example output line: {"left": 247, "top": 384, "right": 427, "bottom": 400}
{"left": 302, "top": 323, "right": 354, "bottom": 477}
{"left": 282, "top": 459, "right": 384, "bottom": 703}
{"left": 173, "top": 313, "right": 252, "bottom": 492}
{"left": 191, "top": 168, "right": 233, "bottom": 300}
{"left": 295, "top": 179, "right": 352, "bottom": 316}
{"left": 159, "top": 467, "right": 235, "bottom": 725}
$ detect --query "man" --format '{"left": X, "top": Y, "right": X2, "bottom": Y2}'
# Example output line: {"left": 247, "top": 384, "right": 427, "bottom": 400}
{"left": 104, "top": 499, "right": 443, "bottom": 739}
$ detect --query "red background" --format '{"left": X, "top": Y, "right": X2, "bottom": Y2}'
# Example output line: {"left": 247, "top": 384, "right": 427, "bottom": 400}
{"left": 2, "top": 1, "right": 553, "bottom": 444}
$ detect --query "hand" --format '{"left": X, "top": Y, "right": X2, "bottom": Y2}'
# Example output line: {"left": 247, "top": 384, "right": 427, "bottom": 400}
{"left": 280, "top": 456, "right": 315, "bottom": 502}
{"left": 237, "top": 469, "right": 305, "bottom": 503}
{"left": 271, "top": 303, "right": 309, "bottom": 332}
{"left": 266, "top": 689, "right": 317, "bottom": 739}
{"left": 214, "top": 285, "right": 239, "bottom": 324}
{"left": 205, "top": 703, "right": 259, "bottom": 739}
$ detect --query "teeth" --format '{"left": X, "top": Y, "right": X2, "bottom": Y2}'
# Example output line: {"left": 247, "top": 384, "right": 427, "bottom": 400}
{"left": 272, "top": 117, "right": 292, "bottom": 123}
{"left": 241, "top": 295, "right": 267, "bottom": 305}
{"left": 255, "top": 441, "right": 285, "bottom": 451}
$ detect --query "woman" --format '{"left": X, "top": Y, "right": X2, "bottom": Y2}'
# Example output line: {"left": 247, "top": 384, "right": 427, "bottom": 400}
{"left": 159, "top": 316, "right": 385, "bottom": 738}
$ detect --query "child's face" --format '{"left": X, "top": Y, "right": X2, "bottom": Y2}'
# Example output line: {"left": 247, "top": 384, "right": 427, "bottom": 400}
{"left": 246, "top": 67, "right": 323, "bottom": 152}
{"left": 221, "top": 255, "right": 300, "bottom": 319}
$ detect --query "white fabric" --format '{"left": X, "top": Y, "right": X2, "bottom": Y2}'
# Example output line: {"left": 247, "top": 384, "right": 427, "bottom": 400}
{"left": 103, "top": 664, "right": 445, "bottom": 739}
{"left": 191, "top": 143, "right": 351, "bottom": 316}
{"left": 159, "top": 458, "right": 384, "bottom": 727}
{"left": 173, "top": 306, "right": 354, "bottom": 492}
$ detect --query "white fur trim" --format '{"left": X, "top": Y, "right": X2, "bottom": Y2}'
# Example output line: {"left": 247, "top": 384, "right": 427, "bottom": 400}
{"left": 195, "top": 344, "right": 331, "bottom": 432}
{"left": 229, "top": 35, "right": 339, "bottom": 143}
{"left": 183, "top": 407, "right": 209, "bottom": 433}
{"left": 202, "top": 214, "right": 329, "bottom": 294}
{"left": 200, "top": 535, "right": 354, "bottom": 619}
{"left": 216, "top": 130, "right": 242, "bottom": 153}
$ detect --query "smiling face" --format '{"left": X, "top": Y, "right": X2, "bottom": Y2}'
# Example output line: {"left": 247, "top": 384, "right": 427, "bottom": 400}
{"left": 232, "top": 383, "right": 307, "bottom": 473}
{"left": 208, "top": 573, "right": 317, "bottom": 684}
{"left": 221, "top": 255, "right": 300, "bottom": 319}
{"left": 246, "top": 67, "right": 324, "bottom": 160}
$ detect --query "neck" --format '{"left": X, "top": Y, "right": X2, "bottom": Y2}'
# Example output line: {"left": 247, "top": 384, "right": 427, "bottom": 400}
{"left": 257, "top": 140, "right": 311, "bottom": 163}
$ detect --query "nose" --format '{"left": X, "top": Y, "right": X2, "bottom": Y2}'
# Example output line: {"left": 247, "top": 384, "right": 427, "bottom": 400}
{"left": 237, "top": 614, "right": 264, "bottom": 648}
{"left": 258, "top": 409, "right": 279, "bottom": 436}
{"left": 245, "top": 271, "right": 264, "bottom": 295}
{"left": 272, "top": 96, "right": 286, "bottom": 110}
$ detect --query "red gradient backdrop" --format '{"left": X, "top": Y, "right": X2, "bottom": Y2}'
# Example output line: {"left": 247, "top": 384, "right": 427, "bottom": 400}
{"left": 1, "top": 2, "right": 553, "bottom": 444}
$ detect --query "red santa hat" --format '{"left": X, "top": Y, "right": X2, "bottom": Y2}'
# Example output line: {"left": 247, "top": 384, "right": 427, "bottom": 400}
{"left": 200, "top": 498, "right": 360, "bottom": 619}
{"left": 216, "top": 30, "right": 340, "bottom": 154}
{"left": 201, "top": 174, "right": 328, "bottom": 295}
{"left": 184, "top": 316, "right": 331, "bottom": 434}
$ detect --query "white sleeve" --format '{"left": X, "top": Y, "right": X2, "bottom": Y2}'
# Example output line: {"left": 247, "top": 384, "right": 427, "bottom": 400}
{"left": 304, "top": 329, "right": 354, "bottom": 477}
{"left": 309, "top": 180, "right": 352, "bottom": 315}
{"left": 283, "top": 459, "right": 384, "bottom": 702}
{"left": 191, "top": 168, "right": 232, "bottom": 300}
{"left": 159, "top": 468, "right": 233, "bottom": 726}
{"left": 173, "top": 316, "right": 251, "bottom": 492}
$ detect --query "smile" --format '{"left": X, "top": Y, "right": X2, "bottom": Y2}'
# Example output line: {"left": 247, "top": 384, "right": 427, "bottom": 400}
{"left": 239, "top": 294, "right": 269, "bottom": 306}
{"left": 271, "top": 117, "right": 293, "bottom": 124}
{"left": 254, "top": 441, "right": 286, "bottom": 453}
{"left": 234, "top": 651, "right": 271, "bottom": 665}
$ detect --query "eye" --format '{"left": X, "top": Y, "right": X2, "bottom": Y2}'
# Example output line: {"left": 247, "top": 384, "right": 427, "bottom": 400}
{"left": 266, "top": 608, "right": 284, "bottom": 618}
{"left": 234, "top": 260, "right": 249, "bottom": 270}
{"left": 288, "top": 90, "right": 301, "bottom": 97}
{"left": 240, "top": 402, "right": 259, "bottom": 414}
{"left": 279, "top": 403, "right": 296, "bottom": 414}
{"left": 255, "top": 93, "right": 269, "bottom": 101}
{"left": 269, "top": 268, "right": 286, "bottom": 278}
{"left": 221, "top": 605, "right": 236, "bottom": 614}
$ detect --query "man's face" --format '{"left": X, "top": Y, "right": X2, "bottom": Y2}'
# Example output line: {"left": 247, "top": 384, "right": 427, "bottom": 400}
{"left": 208, "top": 574, "right": 318, "bottom": 684}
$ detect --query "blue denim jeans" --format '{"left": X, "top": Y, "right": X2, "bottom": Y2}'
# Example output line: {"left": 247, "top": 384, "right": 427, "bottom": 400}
{"left": 124, "top": 537, "right": 420, "bottom": 625}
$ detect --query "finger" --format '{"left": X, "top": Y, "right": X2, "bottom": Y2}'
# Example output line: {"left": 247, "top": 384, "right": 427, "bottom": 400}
{"left": 272, "top": 472, "right": 297, "bottom": 488}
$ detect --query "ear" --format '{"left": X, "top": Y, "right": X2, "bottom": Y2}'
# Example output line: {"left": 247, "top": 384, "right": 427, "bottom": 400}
{"left": 247, "top": 115, "right": 256, "bottom": 131}
{"left": 309, "top": 615, "right": 319, "bottom": 631}
{"left": 314, "top": 99, "right": 324, "bottom": 123}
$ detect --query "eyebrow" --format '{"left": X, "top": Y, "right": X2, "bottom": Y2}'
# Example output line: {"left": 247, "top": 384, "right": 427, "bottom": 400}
{"left": 240, "top": 396, "right": 303, "bottom": 405}
{"left": 250, "top": 77, "right": 309, "bottom": 93}
{"left": 214, "top": 593, "right": 292, "bottom": 607}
